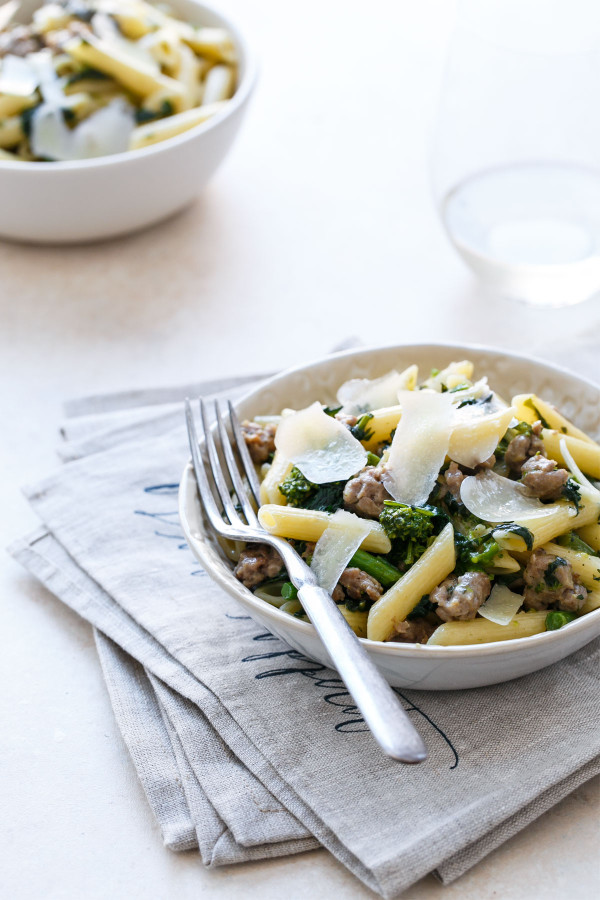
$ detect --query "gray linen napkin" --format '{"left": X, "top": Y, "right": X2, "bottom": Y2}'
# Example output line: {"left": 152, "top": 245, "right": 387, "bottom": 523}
{"left": 9, "top": 361, "right": 600, "bottom": 898}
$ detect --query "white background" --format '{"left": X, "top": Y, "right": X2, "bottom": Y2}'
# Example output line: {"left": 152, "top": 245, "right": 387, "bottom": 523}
{"left": 1, "top": 1, "right": 599, "bottom": 898}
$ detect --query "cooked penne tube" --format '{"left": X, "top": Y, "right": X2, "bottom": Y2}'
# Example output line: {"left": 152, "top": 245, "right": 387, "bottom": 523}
{"left": 129, "top": 101, "right": 226, "bottom": 148}
{"left": 367, "top": 523, "right": 455, "bottom": 642}
{"left": 66, "top": 35, "right": 187, "bottom": 107}
{"left": 427, "top": 612, "right": 548, "bottom": 645}
{"left": 259, "top": 451, "right": 293, "bottom": 506}
{"left": 580, "top": 589, "right": 600, "bottom": 615}
{"left": 515, "top": 496, "right": 600, "bottom": 549}
{"left": 363, "top": 405, "right": 402, "bottom": 449}
{"left": 576, "top": 522, "right": 600, "bottom": 552}
{"left": 338, "top": 606, "right": 369, "bottom": 638}
{"left": 0, "top": 147, "right": 19, "bottom": 160}
{"left": 512, "top": 393, "right": 598, "bottom": 445}
{"left": 201, "top": 64, "right": 236, "bottom": 105}
{"left": 257, "top": 504, "right": 392, "bottom": 553}
{"left": 0, "top": 93, "right": 37, "bottom": 118}
{"left": 487, "top": 549, "right": 520, "bottom": 574}
{"left": 541, "top": 541, "right": 600, "bottom": 589}
{"left": 0, "top": 116, "right": 23, "bottom": 148}
{"left": 541, "top": 429, "right": 600, "bottom": 479}
{"left": 182, "top": 26, "right": 237, "bottom": 64}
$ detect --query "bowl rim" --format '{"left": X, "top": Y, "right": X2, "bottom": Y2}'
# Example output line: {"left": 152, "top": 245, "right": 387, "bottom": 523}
{"left": 179, "top": 341, "right": 600, "bottom": 660}
{"left": 0, "top": 0, "right": 257, "bottom": 172}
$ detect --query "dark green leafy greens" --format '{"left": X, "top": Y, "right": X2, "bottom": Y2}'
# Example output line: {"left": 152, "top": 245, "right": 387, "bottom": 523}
{"left": 492, "top": 522, "right": 534, "bottom": 551}
{"left": 562, "top": 478, "right": 582, "bottom": 512}
{"left": 278, "top": 467, "right": 345, "bottom": 513}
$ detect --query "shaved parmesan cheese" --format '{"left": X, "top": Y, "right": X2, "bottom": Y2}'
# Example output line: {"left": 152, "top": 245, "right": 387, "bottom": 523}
{"left": 337, "top": 365, "right": 417, "bottom": 415}
{"left": 461, "top": 470, "right": 560, "bottom": 523}
{"left": 0, "top": 1, "right": 20, "bottom": 33}
{"left": 448, "top": 405, "right": 516, "bottom": 468}
{"left": 274, "top": 402, "right": 367, "bottom": 484}
{"left": 0, "top": 55, "right": 39, "bottom": 96}
{"left": 31, "top": 99, "right": 134, "bottom": 161}
{"left": 310, "top": 509, "right": 371, "bottom": 594}
{"left": 478, "top": 584, "right": 524, "bottom": 625}
{"left": 383, "top": 390, "right": 453, "bottom": 506}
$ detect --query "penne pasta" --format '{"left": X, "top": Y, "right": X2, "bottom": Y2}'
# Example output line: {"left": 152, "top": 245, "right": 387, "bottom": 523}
{"left": 129, "top": 101, "right": 226, "bottom": 148}
{"left": 0, "top": 93, "right": 37, "bottom": 118}
{"left": 540, "top": 428, "right": 600, "bottom": 479}
{"left": 512, "top": 393, "right": 599, "bottom": 445}
{"left": 0, "top": 116, "right": 23, "bottom": 148}
{"left": 580, "top": 589, "right": 600, "bottom": 615}
{"left": 367, "top": 523, "right": 455, "bottom": 642}
{"left": 514, "top": 495, "right": 600, "bottom": 549}
{"left": 257, "top": 504, "right": 392, "bottom": 553}
{"left": 65, "top": 35, "right": 187, "bottom": 108}
{"left": 259, "top": 451, "right": 293, "bottom": 506}
{"left": 338, "top": 606, "right": 369, "bottom": 638}
{"left": 427, "top": 612, "right": 548, "bottom": 645}
{"left": 576, "top": 522, "right": 600, "bottom": 552}
{"left": 362, "top": 406, "right": 403, "bottom": 449}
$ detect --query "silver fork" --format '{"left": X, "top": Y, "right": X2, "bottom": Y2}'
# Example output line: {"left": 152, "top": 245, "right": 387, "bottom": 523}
{"left": 184, "top": 398, "right": 428, "bottom": 764}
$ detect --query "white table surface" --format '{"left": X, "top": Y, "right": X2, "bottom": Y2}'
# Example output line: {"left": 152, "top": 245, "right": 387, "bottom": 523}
{"left": 1, "top": 2, "right": 599, "bottom": 898}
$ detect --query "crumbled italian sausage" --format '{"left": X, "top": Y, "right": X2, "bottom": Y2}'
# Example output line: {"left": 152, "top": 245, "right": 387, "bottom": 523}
{"left": 234, "top": 544, "right": 283, "bottom": 589}
{"left": 523, "top": 549, "right": 587, "bottom": 612}
{"left": 504, "top": 421, "right": 545, "bottom": 472}
{"left": 338, "top": 568, "right": 383, "bottom": 603}
{"left": 343, "top": 465, "right": 392, "bottom": 519}
{"left": 241, "top": 420, "right": 277, "bottom": 464}
{"left": 388, "top": 618, "right": 437, "bottom": 644}
{"left": 432, "top": 571, "right": 491, "bottom": 622}
{"left": 521, "top": 455, "right": 569, "bottom": 501}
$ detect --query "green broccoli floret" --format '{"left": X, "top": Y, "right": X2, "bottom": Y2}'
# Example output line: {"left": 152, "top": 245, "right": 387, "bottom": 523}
{"left": 379, "top": 502, "right": 437, "bottom": 566}
{"left": 278, "top": 467, "right": 317, "bottom": 506}
{"left": 278, "top": 467, "right": 345, "bottom": 513}
{"left": 454, "top": 533, "right": 500, "bottom": 574}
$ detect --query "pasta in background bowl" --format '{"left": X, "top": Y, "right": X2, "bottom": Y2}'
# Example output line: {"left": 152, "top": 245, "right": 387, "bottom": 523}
{"left": 179, "top": 344, "right": 600, "bottom": 690}
{"left": 0, "top": 0, "right": 256, "bottom": 241}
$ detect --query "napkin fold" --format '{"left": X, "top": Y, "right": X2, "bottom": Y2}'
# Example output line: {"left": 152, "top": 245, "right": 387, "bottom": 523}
{"left": 9, "top": 363, "right": 600, "bottom": 899}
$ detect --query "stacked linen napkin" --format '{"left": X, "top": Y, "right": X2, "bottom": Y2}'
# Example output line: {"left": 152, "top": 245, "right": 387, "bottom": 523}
{"left": 9, "top": 371, "right": 600, "bottom": 899}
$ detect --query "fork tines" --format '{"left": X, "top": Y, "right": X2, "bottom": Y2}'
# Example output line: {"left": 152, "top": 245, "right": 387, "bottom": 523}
{"left": 185, "top": 397, "right": 260, "bottom": 532}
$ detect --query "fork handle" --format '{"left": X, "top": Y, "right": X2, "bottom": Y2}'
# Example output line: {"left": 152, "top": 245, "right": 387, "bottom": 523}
{"left": 296, "top": 583, "right": 427, "bottom": 763}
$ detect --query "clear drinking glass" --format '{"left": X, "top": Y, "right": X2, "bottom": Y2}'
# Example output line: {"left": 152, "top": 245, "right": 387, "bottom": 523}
{"left": 431, "top": 0, "right": 600, "bottom": 306}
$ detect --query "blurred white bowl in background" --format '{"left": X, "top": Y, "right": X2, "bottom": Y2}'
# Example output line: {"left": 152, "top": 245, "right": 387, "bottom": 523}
{"left": 0, "top": 0, "right": 257, "bottom": 243}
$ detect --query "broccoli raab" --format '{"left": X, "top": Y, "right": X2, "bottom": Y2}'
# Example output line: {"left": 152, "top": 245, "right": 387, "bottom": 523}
{"left": 562, "top": 478, "right": 582, "bottom": 512}
{"left": 349, "top": 413, "right": 374, "bottom": 442}
{"left": 278, "top": 467, "right": 345, "bottom": 514}
{"left": 379, "top": 501, "right": 439, "bottom": 567}
{"left": 454, "top": 533, "right": 500, "bottom": 574}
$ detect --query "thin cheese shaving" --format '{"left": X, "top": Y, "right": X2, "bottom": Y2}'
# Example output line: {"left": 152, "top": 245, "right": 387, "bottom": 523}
{"left": 383, "top": 390, "right": 453, "bottom": 506}
{"left": 448, "top": 405, "right": 516, "bottom": 468}
{"left": 337, "top": 365, "right": 417, "bottom": 415}
{"left": 274, "top": 402, "right": 367, "bottom": 484}
{"left": 461, "top": 469, "right": 560, "bottom": 523}
{"left": 310, "top": 509, "right": 372, "bottom": 594}
{"left": 478, "top": 584, "right": 524, "bottom": 625}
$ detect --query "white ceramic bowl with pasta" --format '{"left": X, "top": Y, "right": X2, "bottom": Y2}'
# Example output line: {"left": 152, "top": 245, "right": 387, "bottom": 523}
{"left": 0, "top": 0, "right": 256, "bottom": 243}
{"left": 179, "top": 343, "right": 600, "bottom": 690}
